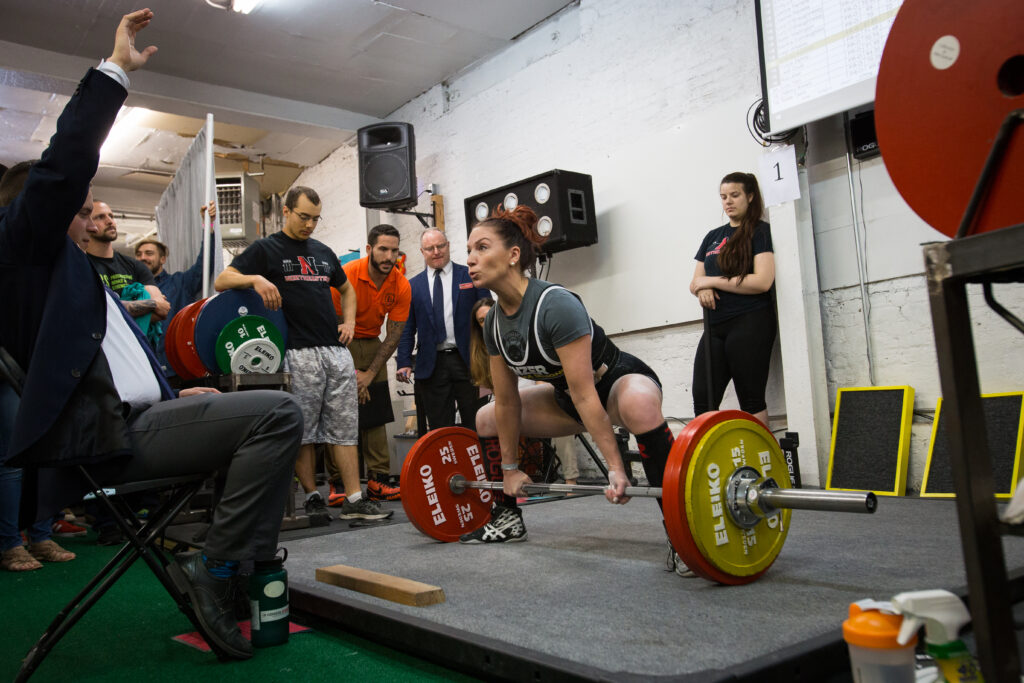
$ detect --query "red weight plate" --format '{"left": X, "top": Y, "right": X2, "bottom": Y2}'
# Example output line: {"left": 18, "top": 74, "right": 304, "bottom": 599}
{"left": 400, "top": 427, "right": 494, "bottom": 542}
{"left": 164, "top": 307, "right": 185, "bottom": 378}
{"left": 176, "top": 299, "right": 209, "bottom": 380}
{"left": 663, "top": 410, "right": 772, "bottom": 585}
{"left": 876, "top": 0, "right": 1024, "bottom": 237}
{"left": 168, "top": 300, "right": 197, "bottom": 380}
{"left": 167, "top": 301, "right": 200, "bottom": 380}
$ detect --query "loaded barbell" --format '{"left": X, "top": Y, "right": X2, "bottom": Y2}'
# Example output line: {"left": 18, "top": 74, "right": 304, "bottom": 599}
{"left": 400, "top": 410, "right": 877, "bottom": 585}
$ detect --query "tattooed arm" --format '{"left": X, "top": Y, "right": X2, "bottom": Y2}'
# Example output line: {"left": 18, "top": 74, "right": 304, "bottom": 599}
{"left": 121, "top": 298, "right": 157, "bottom": 317}
{"left": 355, "top": 318, "right": 406, "bottom": 397}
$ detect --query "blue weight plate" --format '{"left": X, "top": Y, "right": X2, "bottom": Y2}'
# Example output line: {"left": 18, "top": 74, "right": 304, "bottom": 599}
{"left": 193, "top": 290, "right": 289, "bottom": 374}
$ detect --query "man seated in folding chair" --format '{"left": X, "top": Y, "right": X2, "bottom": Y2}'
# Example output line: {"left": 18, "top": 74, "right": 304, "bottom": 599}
{"left": 0, "top": 9, "right": 302, "bottom": 662}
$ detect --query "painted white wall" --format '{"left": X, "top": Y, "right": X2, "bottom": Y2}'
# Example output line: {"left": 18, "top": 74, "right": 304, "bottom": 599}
{"left": 291, "top": 0, "right": 818, "bottom": 484}
{"left": 806, "top": 117, "right": 1024, "bottom": 491}
{"left": 292, "top": 0, "right": 1024, "bottom": 491}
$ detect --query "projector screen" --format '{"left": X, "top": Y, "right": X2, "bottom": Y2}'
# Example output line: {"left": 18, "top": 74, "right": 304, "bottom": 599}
{"left": 755, "top": 0, "right": 903, "bottom": 134}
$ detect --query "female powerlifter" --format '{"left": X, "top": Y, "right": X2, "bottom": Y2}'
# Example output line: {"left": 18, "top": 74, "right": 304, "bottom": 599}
{"left": 461, "top": 205, "right": 675, "bottom": 545}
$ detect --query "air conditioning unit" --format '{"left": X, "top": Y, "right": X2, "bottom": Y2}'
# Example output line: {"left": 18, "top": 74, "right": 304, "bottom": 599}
{"left": 216, "top": 174, "right": 261, "bottom": 246}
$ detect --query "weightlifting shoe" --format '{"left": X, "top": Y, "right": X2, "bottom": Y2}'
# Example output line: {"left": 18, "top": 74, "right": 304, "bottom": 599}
{"left": 459, "top": 504, "right": 527, "bottom": 544}
{"left": 338, "top": 496, "right": 393, "bottom": 521}
{"left": 366, "top": 473, "right": 401, "bottom": 501}
{"left": 168, "top": 552, "right": 252, "bottom": 660}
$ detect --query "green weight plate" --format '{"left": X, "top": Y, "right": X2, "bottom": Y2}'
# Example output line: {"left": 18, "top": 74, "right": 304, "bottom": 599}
{"left": 215, "top": 316, "right": 285, "bottom": 374}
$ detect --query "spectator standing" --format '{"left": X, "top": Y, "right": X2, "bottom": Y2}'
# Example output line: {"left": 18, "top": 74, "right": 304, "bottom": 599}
{"left": 396, "top": 229, "right": 490, "bottom": 433}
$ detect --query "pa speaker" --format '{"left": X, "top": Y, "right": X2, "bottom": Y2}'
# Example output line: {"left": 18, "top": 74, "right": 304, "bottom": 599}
{"left": 358, "top": 122, "right": 417, "bottom": 210}
{"left": 464, "top": 170, "right": 597, "bottom": 255}
{"left": 848, "top": 109, "right": 880, "bottom": 160}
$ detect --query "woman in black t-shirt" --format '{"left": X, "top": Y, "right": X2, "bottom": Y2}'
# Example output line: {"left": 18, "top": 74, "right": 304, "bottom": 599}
{"left": 689, "top": 172, "right": 777, "bottom": 426}
{"left": 459, "top": 205, "right": 675, "bottom": 545}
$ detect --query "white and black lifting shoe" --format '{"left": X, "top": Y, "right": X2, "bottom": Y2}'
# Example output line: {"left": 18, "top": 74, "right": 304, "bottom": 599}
{"left": 459, "top": 504, "right": 528, "bottom": 544}
{"left": 666, "top": 541, "right": 697, "bottom": 578}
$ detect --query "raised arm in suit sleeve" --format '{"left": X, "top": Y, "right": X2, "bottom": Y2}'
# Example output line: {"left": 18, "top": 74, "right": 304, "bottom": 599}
{"left": 0, "top": 70, "right": 126, "bottom": 264}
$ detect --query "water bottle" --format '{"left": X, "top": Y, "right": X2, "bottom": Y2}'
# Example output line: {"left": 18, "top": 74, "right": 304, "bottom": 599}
{"left": 843, "top": 599, "right": 917, "bottom": 683}
{"left": 249, "top": 548, "right": 289, "bottom": 647}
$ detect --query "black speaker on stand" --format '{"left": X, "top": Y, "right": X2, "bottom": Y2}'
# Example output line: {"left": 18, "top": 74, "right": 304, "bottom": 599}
{"left": 463, "top": 169, "right": 597, "bottom": 255}
{"left": 358, "top": 122, "right": 417, "bottom": 210}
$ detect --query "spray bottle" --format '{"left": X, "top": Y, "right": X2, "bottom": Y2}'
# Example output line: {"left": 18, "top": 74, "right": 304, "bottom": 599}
{"left": 891, "top": 589, "right": 983, "bottom": 683}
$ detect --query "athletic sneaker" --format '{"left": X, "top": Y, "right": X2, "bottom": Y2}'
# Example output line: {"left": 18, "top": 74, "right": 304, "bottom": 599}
{"left": 303, "top": 492, "right": 332, "bottom": 526}
{"left": 327, "top": 481, "right": 347, "bottom": 507}
{"left": 366, "top": 475, "right": 401, "bottom": 502}
{"left": 338, "top": 497, "right": 393, "bottom": 521}
{"left": 51, "top": 519, "right": 87, "bottom": 537}
{"left": 96, "top": 525, "right": 126, "bottom": 546}
{"left": 666, "top": 541, "right": 697, "bottom": 578}
{"left": 459, "top": 505, "right": 527, "bottom": 544}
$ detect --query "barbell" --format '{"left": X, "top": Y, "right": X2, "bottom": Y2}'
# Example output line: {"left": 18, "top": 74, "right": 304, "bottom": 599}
{"left": 399, "top": 411, "right": 877, "bottom": 585}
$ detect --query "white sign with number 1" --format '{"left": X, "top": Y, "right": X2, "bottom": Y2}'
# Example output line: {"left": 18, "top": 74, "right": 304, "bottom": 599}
{"left": 758, "top": 144, "right": 800, "bottom": 207}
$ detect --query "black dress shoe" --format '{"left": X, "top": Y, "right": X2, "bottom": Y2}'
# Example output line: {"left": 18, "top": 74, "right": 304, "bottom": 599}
{"left": 169, "top": 552, "right": 253, "bottom": 660}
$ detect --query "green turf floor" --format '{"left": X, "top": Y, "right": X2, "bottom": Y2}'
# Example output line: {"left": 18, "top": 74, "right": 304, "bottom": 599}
{"left": 1, "top": 532, "right": 478, "bottom": 682}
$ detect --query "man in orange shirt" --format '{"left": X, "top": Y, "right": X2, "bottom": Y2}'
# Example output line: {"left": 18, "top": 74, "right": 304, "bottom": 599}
{"left": 329, "top": 224, "right": 411, "bottom": 503}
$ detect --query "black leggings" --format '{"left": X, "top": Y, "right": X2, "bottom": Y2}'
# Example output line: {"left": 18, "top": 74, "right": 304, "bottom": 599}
{"left": 692, "top": 306, "right": 776, "bottom": 415}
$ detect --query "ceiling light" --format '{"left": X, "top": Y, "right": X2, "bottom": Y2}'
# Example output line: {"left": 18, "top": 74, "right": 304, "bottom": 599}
{"left": 205, "top": 0, "right": 261, "bottom": 13}
{"left": 231, "top": 0, "right": 261, "bottom": 14}
{"left": 99, "top": 106, "right": 153, "bottom": 162}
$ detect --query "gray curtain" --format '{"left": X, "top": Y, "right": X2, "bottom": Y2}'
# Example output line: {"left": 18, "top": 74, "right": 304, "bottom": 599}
{"left": 155, "top": 118, "right": 222, "bottom": 296}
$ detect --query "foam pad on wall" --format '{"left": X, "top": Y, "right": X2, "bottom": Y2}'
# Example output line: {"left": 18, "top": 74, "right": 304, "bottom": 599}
{"left": 827, "top": 386, "right": 914, "bottom": 495}
{"left": 921, "top": 393, "right": 1024, "bottom": 499}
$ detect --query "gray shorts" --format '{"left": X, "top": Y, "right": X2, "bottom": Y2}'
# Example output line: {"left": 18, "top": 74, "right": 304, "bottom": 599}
{"left": 284, "top": 346, "right": 358, "bottom": 445}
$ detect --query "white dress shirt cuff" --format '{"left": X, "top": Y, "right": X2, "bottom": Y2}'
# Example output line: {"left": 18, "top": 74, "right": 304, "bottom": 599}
{"left": 97, "top": 59, "right": 130, "bottom": 89}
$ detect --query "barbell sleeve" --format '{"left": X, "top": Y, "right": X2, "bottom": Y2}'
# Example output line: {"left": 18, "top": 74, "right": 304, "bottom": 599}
{"left": 753, "top": 486, "right": 877, "bottom": 514}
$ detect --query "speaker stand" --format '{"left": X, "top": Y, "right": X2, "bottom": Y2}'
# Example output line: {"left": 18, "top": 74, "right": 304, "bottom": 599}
{"left": 382, "top": 194, "right": 445, "bottom": 230}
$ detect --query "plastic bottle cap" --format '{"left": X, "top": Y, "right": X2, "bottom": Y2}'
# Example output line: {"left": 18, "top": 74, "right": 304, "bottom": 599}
{"left": 843, "top": 602, "right": 918, "bottom": 649}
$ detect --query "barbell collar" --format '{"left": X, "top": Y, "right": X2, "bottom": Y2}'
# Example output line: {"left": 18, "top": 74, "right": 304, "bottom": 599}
{"left": 751, "top": 486, "right": 877, "bottom": 515}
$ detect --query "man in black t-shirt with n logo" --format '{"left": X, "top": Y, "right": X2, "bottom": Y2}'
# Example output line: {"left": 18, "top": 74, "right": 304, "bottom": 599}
{"left": 216, "top": 186, "right": 392, "bottom": 524}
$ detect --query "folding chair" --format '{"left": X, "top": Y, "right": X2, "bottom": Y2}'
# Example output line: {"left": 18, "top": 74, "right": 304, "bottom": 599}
{"left": 0, "top": 349, "right": 234, "bottom": 680}
{"left": 16, "top": 470, "right": 223, "bottom": 681}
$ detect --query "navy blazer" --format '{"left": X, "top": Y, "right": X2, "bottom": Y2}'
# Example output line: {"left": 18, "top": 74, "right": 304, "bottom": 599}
{"left": 396, "top": 262, "right": 489, "bottom": 380}
{"left": 0, "top": 68, "right": 173, "bottom": 472}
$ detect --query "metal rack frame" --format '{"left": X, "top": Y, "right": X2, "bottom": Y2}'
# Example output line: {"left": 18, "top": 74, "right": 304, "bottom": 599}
{"left": 924, "top": 221, "right": 1024, "bottom": 681}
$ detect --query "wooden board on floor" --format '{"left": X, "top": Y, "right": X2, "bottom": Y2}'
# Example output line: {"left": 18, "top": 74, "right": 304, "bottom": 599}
{"left": 316, "top": 564, "right": 446, "bottom": 606}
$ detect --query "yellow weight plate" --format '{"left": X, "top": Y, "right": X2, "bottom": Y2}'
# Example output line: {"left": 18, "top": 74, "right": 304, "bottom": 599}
{"left": 683, "top": 418, "right": 791, "bottom": 579}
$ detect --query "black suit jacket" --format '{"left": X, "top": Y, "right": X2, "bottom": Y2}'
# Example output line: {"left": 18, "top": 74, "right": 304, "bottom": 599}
{"left": 0, "top": 68, "right": 172, "bottom": 477}
{"left": 396, "top": 262, "right": 489, "bottom": 379}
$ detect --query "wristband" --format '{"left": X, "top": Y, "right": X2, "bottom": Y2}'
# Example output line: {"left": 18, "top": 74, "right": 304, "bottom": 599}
{"left": 501, "top": 463, "right": 519, "bottom": 471}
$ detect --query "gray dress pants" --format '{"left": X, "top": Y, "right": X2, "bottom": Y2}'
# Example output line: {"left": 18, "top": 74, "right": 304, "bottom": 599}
{"left": 114, "top": 390, "right": 302, "bottom": 562}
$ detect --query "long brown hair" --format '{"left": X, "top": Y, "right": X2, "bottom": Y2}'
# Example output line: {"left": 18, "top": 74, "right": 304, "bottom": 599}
{"left": 716, "top": 172, "right": 764, "bottom": 280}
{"left": 475, "top": 204, "right": 547, "bottom": 276}
{"left": 469, "top": 297, "right": 495, "bottom": 389}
